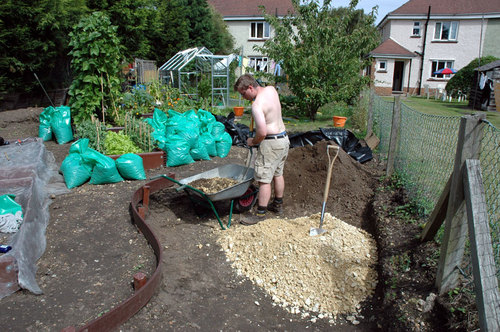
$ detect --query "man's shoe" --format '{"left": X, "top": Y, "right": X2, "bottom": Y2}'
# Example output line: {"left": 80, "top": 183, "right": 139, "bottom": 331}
{"left": 240, "top": 212, "right": 266, "bottom": 226}
{"left": 267, "top": 201, "right": 283, "bottom": 215}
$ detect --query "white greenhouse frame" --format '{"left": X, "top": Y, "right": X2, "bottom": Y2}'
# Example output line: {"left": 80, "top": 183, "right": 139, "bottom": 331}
{"left": 159, "top": 47, "right": 239, "bottom": 108}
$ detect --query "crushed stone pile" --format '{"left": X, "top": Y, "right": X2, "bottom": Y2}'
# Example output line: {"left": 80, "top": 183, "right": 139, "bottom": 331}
{"left": 216, "top": 213, "right": 378, "bottom": 323}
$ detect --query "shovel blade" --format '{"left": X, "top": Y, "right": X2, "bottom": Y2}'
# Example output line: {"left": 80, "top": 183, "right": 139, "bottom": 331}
{"left": 309, "top": 227, "right": 327, "bottom": 236}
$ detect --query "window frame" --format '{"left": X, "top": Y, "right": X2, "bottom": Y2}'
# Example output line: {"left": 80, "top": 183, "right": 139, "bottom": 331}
{"left": 431, "top": 60, "right": 454, "bottom": 79}
{"left": 248, "top": 56, "right": 269, "bottom": 73}
{"left": 250, "top": 21, "right": 270, "bottom": 40}
{"left": 377, "top": 60, "right": 387, "bottom": 72}
{"left": 412, "top": 21, "right": 421, "bottom": 37}
{"left": 433, "top": 21, "right": 459, "bottom": 41}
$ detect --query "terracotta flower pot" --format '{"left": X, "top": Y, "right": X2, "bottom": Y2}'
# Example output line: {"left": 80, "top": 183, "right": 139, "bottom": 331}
{"left": 233, "top": 106, "right": 244, "bottom": 117}
{"left": 333, "top": 116, "right": 347, "bottom": 128}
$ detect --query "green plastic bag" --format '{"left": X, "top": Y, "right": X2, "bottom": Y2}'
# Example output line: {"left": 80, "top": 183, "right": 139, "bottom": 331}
{"left": 69, "top": 138, "right": 90, "bottom": 155}
{"left": 165, "top": 114, "right": 184, "bottom": 136}
{"left": 38, "top": 106, "right": 54, "bottom": 141}
{"left": 51, "top": 105, "right": 74, "bottom": 144}
{"left": 83, "top": 150, "right": 123, "bottom": 185}
{"left": 0, "top": 194, "right": 23, "bottom": 233}
{"left": 115, "top": 154, "right": 146, "bottom": 180}
{"left": 211, "top": 121, "right": 226, "bottom": 138}
{"left": 199, "top": 132, "right": 217, "bottom": 157}
{"left": 198, "top": 109, "right": 216, "bottom": 134}
{"left": 190, "top": 138, "right": 210, "bottom": 161}
{"left": 60, "top": 153, "right": 92, "bottom": 189}
{"left": 165, "top": 134, "right": 194, "bottom": 167}
{"left": 215, "top": 132, "right": 233, "bottom": 158}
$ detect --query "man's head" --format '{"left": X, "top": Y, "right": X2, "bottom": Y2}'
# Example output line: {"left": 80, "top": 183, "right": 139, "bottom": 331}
{"left": 234, "top": 74, "right": 259, "bottom": 101}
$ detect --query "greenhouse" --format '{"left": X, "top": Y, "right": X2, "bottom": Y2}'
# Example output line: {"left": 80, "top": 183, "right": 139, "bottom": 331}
{"left": 159, "top": 47, "right": 240, "bottom": 108}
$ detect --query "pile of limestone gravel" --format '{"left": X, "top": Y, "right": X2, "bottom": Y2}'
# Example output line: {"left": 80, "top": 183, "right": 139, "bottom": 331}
{"left": 216, "top": 213, "right": 378, "bottom": 323}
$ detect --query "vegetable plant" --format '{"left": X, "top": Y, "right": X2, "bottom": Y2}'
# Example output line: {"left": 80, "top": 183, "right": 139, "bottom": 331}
{"left": 68, "top": 12, "right": 124, "bottom": 125}
{"left": 104, "top": 131, "right": 142, "bottom": 155}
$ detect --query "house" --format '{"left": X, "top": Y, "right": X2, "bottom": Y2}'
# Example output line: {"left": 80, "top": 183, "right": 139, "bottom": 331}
{"left": 208, "top": 0, "right": 294, "bottom": 74}
{"left": 369, "top": 0, "right": 500, "bottom": 96}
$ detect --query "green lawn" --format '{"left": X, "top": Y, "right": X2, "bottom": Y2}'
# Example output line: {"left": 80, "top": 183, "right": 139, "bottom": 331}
{"left": 232, "top": 94, "right": 500, "bottom": 135}
{"left": 387, "top": 96, "right": 500, "bottom": 128}
{"left": 234, "top": 110, "right": 341, "bottom": 135}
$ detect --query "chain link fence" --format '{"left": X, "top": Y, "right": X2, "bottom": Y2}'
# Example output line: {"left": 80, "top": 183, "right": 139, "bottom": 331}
{"left": 369, "top": 92, "right": 500, "bottom": 279}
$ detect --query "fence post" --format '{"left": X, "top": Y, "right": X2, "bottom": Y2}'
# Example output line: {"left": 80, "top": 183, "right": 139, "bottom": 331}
{"left": 386, "top": 95, "right": 401, "bottom": 177}
{"left": 366, "top": 90, "right": 374, "bottom": 136}
{"left": 464, "top": 159, "right": 500, "bottom": 331}
{"left": 435, "top": 114, "right": 486, "bottom": 294}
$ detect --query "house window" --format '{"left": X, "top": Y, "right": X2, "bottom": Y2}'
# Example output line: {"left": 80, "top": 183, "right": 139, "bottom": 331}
{"left": 434, "top": 21, "right": 458, "bottom": 41}
{"left": 431, "top": 60, "right": 454, "bottom": 78}
{"left": 378, "top": 60, "right": 387, "bottom": 72}
{"left": 248, "top": 56, "right": 269, "bottom": 72}
{"left": 250, "top": 22, "right": 270, "bottom": 39}
{"left": 412, "top": 22, "right": 421, "bottom": 36}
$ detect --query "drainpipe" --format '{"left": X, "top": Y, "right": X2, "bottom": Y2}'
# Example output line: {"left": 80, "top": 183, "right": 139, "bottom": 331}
{"left": 407, "top": 59, "right": 412, "bottom": 94}
{"left": 418, "top": 6, "right": 431, "bottom": 95}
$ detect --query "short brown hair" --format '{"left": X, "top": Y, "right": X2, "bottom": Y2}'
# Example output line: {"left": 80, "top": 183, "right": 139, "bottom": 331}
{"left": 234, "top": 74, "right": 258, "bottom": 91}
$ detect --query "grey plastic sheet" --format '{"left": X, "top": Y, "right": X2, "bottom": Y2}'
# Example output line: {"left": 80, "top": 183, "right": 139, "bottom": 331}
{"left": 0, "top": 139, "right": 68, "bottom": 299}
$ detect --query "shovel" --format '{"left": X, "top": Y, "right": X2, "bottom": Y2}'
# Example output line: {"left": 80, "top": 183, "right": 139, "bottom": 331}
{"left": 310, "top": 144, "right": 340, "bottom": 236}
{"left": 238, "top": 146, "right": 254, "bottom": 182}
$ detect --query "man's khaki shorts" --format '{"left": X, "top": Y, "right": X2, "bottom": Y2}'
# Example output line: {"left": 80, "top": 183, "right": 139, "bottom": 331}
{"left": 254, "top": 136, "right": 290, "bottom": 184}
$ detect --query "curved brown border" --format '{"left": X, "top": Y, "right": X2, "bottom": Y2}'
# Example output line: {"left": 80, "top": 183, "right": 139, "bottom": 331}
{"left": 76, "top": 173, "right": 175, "bottom": 332}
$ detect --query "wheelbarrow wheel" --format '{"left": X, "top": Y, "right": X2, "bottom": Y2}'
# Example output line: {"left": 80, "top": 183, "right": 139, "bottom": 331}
{"left": 234, "top": 185, "right": 257, "bottom": 212}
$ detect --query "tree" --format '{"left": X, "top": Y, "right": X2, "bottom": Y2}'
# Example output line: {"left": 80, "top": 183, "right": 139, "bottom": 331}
{"left": 0, "top": 0, "right": 87, "bottom": 95}
{"left": 255, "top": 0, "right": 379, "bottom": 120}
{"left": 86, "top": 0, "right": 157, "bottom": 60}
{"left": 68, "top": 12, "right": 123, "bottom": 124}
{"left": 149, "top": 0, "right": 234, "bottom": 63}
{"left": 445, "top": 55, "right": 499, "bottom": 97}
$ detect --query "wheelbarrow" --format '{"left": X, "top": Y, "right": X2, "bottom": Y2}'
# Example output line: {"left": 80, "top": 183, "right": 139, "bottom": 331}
{"left": 158, "top": 163, "right": 258, "bottom": 230}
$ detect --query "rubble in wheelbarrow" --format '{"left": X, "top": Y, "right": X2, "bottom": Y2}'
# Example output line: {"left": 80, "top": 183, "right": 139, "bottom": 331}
{"left": 189, "top": 177, "right": 239, "bottom": 195}
{"left": 216, "top": 212, "right": 378, "bottom": 324}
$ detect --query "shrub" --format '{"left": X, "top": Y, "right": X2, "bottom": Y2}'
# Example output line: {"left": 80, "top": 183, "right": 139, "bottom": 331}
{"left": 445, "top": 56, "right": 499, "bottom": 97}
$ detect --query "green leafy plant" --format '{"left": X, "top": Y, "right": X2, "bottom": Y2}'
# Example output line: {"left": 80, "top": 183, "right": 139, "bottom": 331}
{"left": 68, "top": 12, "right": 123, "bottom": 125}
{"left": 74, "top": 118, "right": 108, "bottom": 152}
{"left": 104, "top": 131, "right": 142, "bottom": 155}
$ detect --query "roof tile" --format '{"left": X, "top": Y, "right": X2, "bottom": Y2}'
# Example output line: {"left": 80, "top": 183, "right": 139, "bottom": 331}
{"left": 370, "top": 38, "right": 416, "bottom": 57}
{"left": 390, "top": 0, "right": 500, "bottom": 16}
{"left": 208, "top": 0, "right": 294, "bottom": 17}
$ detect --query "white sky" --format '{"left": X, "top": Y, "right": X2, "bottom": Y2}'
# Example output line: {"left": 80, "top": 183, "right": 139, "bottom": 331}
{"left": 329, "top": 0, "right": 409, "bottom": 25}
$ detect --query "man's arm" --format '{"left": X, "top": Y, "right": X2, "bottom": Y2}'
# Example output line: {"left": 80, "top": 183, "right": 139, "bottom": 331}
{"left": 248, "top": 105, "right": 267, "bottom": 146}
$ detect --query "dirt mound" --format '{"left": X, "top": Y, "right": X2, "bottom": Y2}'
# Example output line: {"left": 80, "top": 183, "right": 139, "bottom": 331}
{"left": 284, "top": 140, "right": 380, "bottom": 229}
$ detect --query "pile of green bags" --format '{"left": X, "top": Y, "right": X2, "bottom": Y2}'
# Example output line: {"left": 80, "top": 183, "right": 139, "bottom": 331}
{"left": 38, "top": 105, "right": 74, "bottom": 144}
{"left": 60, "top": 139, "right": 146, "bottom": 189}
{"left": 144, "top": 108, "right": 232, "bottom": 167}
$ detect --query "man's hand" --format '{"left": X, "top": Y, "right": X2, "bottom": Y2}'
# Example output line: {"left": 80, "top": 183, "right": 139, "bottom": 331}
{"left": 247, "top": 137, "right": 255, "bottom": 147}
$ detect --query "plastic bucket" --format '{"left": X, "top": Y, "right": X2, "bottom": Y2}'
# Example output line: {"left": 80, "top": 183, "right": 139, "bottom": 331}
{"left": 233, "top": 106, "right": 244, "bottom": 117}
{"left": 333, "top": 116, "right": 347, "bottom": 127}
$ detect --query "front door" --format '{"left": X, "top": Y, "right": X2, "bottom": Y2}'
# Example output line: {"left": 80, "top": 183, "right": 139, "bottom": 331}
{"left": 392, "top": 61, "right": 404, "bottom": 92}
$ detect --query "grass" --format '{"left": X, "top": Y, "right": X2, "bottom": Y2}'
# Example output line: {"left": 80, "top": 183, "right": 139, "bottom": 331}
{"left": 230, "top": 94, "right": 500, "bottom": 136}
{"left": 384, "top": 96, "right": 500, "bottom": 128}
{"left": 234, "top": 110, "right": 354, "bottom": 135}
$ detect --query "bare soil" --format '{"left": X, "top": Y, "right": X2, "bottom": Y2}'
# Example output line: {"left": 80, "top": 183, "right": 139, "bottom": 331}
{"left": 0, "top": 107, "right": 474, "bottom": 331}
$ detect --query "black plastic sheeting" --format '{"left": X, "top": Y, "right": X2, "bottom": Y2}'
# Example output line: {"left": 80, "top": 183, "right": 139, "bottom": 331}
{"left": 217, "top": 113, "right": 373, "bottom": 163}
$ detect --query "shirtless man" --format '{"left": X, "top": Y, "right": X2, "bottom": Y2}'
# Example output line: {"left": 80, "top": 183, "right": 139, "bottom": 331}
{"left": 234, "top": 74, "right": 289, "bottom": 225}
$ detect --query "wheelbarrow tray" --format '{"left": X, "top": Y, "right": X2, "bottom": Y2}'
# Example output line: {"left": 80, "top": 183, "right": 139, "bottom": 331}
{"left": 179, "top": 164, "right": 254, "bottom": 202}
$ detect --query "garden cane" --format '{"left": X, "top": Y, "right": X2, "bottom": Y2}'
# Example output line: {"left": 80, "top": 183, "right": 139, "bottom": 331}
{"left": 310, "top": 144, "right": 340, "bottom": 236}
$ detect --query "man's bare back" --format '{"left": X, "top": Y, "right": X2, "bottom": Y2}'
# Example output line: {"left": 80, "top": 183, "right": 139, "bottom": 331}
{"left": 252, "top": 85, "right": 286, "bottom": 136}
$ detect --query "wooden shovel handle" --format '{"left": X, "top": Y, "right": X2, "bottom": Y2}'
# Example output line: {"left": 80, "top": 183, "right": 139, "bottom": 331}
{"left": 322, "top": 145, "right": 340, "bottom": 203}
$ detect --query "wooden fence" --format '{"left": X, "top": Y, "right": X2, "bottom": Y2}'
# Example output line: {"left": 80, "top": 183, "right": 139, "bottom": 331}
{"left": 380, "top": 96, "right": 500, "bottom": 331}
